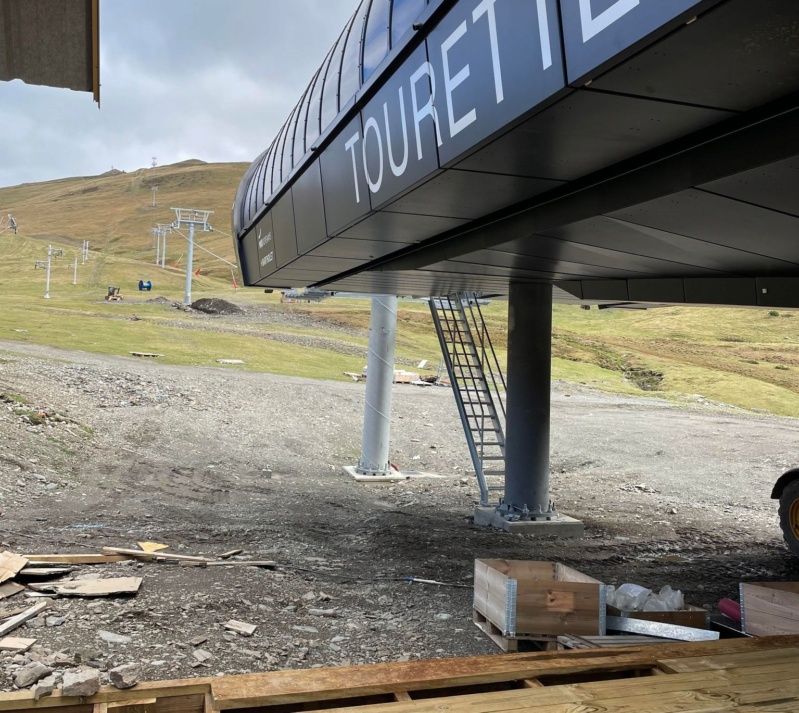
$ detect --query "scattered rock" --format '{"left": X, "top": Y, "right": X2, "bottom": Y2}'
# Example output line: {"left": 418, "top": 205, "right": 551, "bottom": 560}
{"left": 189, "top": 636, "right": 208, "bottom": 647}
{"left": 223, "top": 620, "right": 257, "bottom": 637}
{"left": 62, "top": 668, "right": 101, "bottom": 697}
{"left": 292, "top": 625, "right": 319, "bottom": 634}
{"left": 308, "top": 609, "right": 337, "bottom": 618}
{"left": 434, "top": 613, "right": 452, "bottom": 621}
{"left": 109, "top": 663, "right": 140, "bottom": 690}
{"left": 14, "top": 661, "right": 52, "bottom": 689}
{"left": 98, "top": 630, "right": 131, "bottom": 645}
{"left": 193, "top": 649, "right": 213, "bottom": 663}
{"left": 32, "top": 673, "right": 58, "bottom": 701}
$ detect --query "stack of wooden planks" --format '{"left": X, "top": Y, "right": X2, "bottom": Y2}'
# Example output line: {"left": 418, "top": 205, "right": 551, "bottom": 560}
{"left": 0, "top": 635, "right": 797, "bottom": 713}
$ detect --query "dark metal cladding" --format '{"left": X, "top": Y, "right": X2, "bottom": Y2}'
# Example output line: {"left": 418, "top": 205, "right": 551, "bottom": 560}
{"left": 233, "top": 0, "right": 799, "bottom": 305}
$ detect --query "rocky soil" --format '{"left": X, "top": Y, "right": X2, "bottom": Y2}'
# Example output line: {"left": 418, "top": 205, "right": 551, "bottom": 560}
{"left": 0, "top": 339, "right": 797, "bottom": 692}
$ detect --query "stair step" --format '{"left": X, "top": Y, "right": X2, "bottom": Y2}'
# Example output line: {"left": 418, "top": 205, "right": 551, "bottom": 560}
{"left": 482, "top": 470, "right": 505, "bottom": 476}
{"left": 480, "top": 455, "right": 505, "bottom": 461}
{"left": 486, "top": 485, "right": 505, "bottom": 491}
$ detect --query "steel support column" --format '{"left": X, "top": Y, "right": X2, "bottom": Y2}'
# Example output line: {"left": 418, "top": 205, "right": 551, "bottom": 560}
{"left": 502, "top": 281, "right": 554, "bottom": 518}
{"left": 356, "top": 295, "right": 398, "bottom": 476}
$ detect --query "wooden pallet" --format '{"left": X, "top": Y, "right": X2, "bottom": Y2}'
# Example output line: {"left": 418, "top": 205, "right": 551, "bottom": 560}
{"left": 472, "top": 609, "right": 557, "bottom": 652}
{"left": 0, "top": 636, "right": 798, "bottom": 713}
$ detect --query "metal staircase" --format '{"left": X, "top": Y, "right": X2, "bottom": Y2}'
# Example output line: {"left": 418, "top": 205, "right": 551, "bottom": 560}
{"left": 430, "top": 293, "right": 506, "bottom": 506}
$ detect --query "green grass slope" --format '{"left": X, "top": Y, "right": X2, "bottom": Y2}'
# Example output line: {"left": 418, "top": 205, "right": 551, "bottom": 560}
{"left": 1, "top": 164, "right": 798, "bottom": 416}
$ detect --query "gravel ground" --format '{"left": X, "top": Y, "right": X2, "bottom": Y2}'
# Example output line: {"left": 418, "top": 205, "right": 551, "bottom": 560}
{"left": 0, "top": 339, "right": 797, "bottom": 691}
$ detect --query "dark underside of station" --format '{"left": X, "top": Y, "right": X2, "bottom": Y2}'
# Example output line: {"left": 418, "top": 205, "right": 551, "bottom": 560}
{"left": 234, "top": 0, "right": 799, "bottom": 307}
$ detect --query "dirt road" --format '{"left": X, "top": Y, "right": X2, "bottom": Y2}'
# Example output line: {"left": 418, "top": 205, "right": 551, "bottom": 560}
{"left": 0, "top": 340, "right": 797, "bottom": 686}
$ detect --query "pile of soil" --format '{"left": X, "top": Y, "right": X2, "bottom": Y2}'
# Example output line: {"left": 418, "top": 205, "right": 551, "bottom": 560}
{"left": 190, "top": 298, "right": 243, "bottom": 315}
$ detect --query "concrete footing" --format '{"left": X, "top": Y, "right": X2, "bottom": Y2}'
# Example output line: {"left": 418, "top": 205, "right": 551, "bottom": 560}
{"left": 474, "top": 506, "right": 584, "bottom": 537}
{"left": 343, "top": 466, "right": 445, "bottom": 482}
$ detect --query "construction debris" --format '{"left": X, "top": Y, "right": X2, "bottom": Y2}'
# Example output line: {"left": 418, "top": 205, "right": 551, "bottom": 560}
{"left": 100, "top": 547, "right": 210, "bottom": 563}
{"left": 0, "top": 601, "right": 48, "bottom": 638}
{"left": 217, "top": 549, "right": 243, "bottom": 559}
{"left": 28, "top": 577, "right": 142, "bottom": 597}
{"left": 18, "top": 567, "right": 75, "bottom": 578}
{"left": 0, "top": 552, "right": 28, "bottom": 584}
{"left": 0, "top": 637, "right": 36, "bottom": 653}
{"left": 13, "top": 661, "right": 51, "bottom": 689}
{"left": 22, "top": 554, "right": 130, "bottom": 564}
{"left": 98, "top": 630, "right": 132, "bottom": 644}
{"left": 62, "top": 668, "right": 100, "bottom": 697}
{"left": 137, "top": 542, "right": 169, "bottom": 553}
{"left": 32, "top": 674, "right": 57, "bottom": 700}
{"left": 223, "top": 620, "right": 257, "bottom": 637}
{"left": 109, "top": 663, "right": 140, "bottom": 689}
{"left": 0, "top": 583, "right": 24, "bottom": 600}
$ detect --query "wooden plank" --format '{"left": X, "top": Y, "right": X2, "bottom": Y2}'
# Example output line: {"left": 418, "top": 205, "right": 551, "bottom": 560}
{"left": 0, "top": 552, "right": 28, "bottom": 584}
{"left": 107, "top": 698, "right": 157, "bottom": 713}
{"left": 23, "top": 554, "right": 130, "bottom": 564}
{"left": 607, "top": 603, "right": 708, "bottom": 629}
{"left": 93, "top": 703, "right": 108, "bottom": 713}
{"left": 29, "top": 577, "right": 142, "bottom": 597}
{"left": 19, "top": 567, "right": 75, "bottom": 578}
{"left": 0, "top": 600, "right": 48, "bottom": 638}
{"left": 659, "top": 648, "right": 799, "bottom": 673}
{"left": 101, "top": 548, "right": 210, "bottom": 563}
{"left": 392, "top": 692, "right": 411, "bottom": 702}
{"left": 0, "top": 681, "right": 212, "bottom": 711}
{"left": 742, "top": 582, "right": 799, "bottom": 636}
{"left": 216, "top": 551, "right": 242, "bottom": 560}
{"left": 210, "top": 637, "right": 799, "bottom": 711}
{"left": 0, "top": 583, "right": 25, "bottom": 600}
{"left": 177, "top": 561, "right": 276, "bottom": 569}
{"left": 0, "top": 637, "right": 796, "bottom": 712}
{"left": 555, "top": 563, "right": 603, "bottom": 585}
{"left": 0, "top": 636, "right": 36, "bottom": 652}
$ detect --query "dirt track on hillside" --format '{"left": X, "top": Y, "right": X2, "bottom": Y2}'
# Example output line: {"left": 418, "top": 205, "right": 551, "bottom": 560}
{"left": 0, "top": 340, "right": 797, "bottom": 687}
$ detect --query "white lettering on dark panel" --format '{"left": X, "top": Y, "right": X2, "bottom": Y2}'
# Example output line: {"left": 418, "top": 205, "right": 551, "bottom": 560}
{"left": 345, "top": 133, "right": 362, "bottom": 203}
{"left": 578, "top": 0, "right": 640, "bottom": 42}
{"left": 473, "top": 0, "right": 504, "bottom": 102}
{"left": 344, "top": 0, "right": 556, "bottom": 201}
{"left": 257, "top": 229, "right": 273, "bottom": 250}
{"left": 536, "top": 0, "right": 553, "bottom": 69}
{"left": 442, "top": 21, "right": 477, "bottom": 137}
{"left": 384, "top": 88, "right": 409, "bottom": 177}
{"left": 362, "top": 116, "right": 384, "bottom": 193}
{"left": 411, "top": 62, "right": 444, "bottom": 161}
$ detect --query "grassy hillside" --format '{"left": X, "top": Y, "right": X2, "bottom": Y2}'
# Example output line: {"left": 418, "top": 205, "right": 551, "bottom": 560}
{"left": 1, "top": 163, "right": 798, "bottom": 416}
{"left": 0, "top": 160, "right": 246, "bottom": 279}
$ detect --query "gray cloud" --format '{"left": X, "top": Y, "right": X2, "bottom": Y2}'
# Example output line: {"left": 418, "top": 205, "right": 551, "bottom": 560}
{"left": 0, "top": 0, "right": 356, "bottom": 187}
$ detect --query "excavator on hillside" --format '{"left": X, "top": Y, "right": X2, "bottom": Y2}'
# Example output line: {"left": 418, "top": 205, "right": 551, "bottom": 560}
{"left": 105, "top": 286, "right": 122, "bottom": 301}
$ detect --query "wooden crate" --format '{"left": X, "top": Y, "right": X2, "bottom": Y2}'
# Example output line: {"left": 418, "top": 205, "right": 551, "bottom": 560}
{"left": 474, "top": 559, "right": 606, "bottom": 639}
{"left": 741, "top": 581, "right": 799, "bottom": 636}
{"left": 607, "top": 603, "right": 709, "bottom": 629}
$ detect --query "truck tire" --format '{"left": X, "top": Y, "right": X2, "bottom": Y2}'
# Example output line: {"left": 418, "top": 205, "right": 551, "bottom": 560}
{"left": 778, "top": 478, "right": 799, "bottom": 556}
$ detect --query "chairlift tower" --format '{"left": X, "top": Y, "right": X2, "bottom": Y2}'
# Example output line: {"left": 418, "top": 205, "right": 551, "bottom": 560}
{"left": 151, "top": 157, "right": 158, "bottom": 208}
{"left": 44, "top": 245, "right": 53, "bottom": 299}
{"left": 152, "top": 227, "right": 161, "bottom": 265}
{"left": 157, "top": 223, "right": 173, "bottom": 269}
{"left": 0, "top": 214, "right": 17, "bottom": 234}
{"left": 171, "top": 208, "right": 213, "bottom": 305}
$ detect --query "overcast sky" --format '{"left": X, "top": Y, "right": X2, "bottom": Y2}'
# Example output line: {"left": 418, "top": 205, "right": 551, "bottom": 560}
{"left": 0, "top": 0, "right": 357, "bottom": 188}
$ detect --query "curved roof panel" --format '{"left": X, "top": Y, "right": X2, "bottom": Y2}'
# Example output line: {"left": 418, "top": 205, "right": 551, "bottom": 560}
{"left": 234, "top": 0, "right": 430, "bottom": 236}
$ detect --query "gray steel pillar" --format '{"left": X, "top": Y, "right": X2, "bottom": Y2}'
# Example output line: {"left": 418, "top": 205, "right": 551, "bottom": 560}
{"left": 502, "top": 282, "right": 554, "bottom": 518}
{"left": 356, "top": 295, "right": 398, "bottom": 475}
{"left": 183, "top": 222, "right": 195, "bottom": 306}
